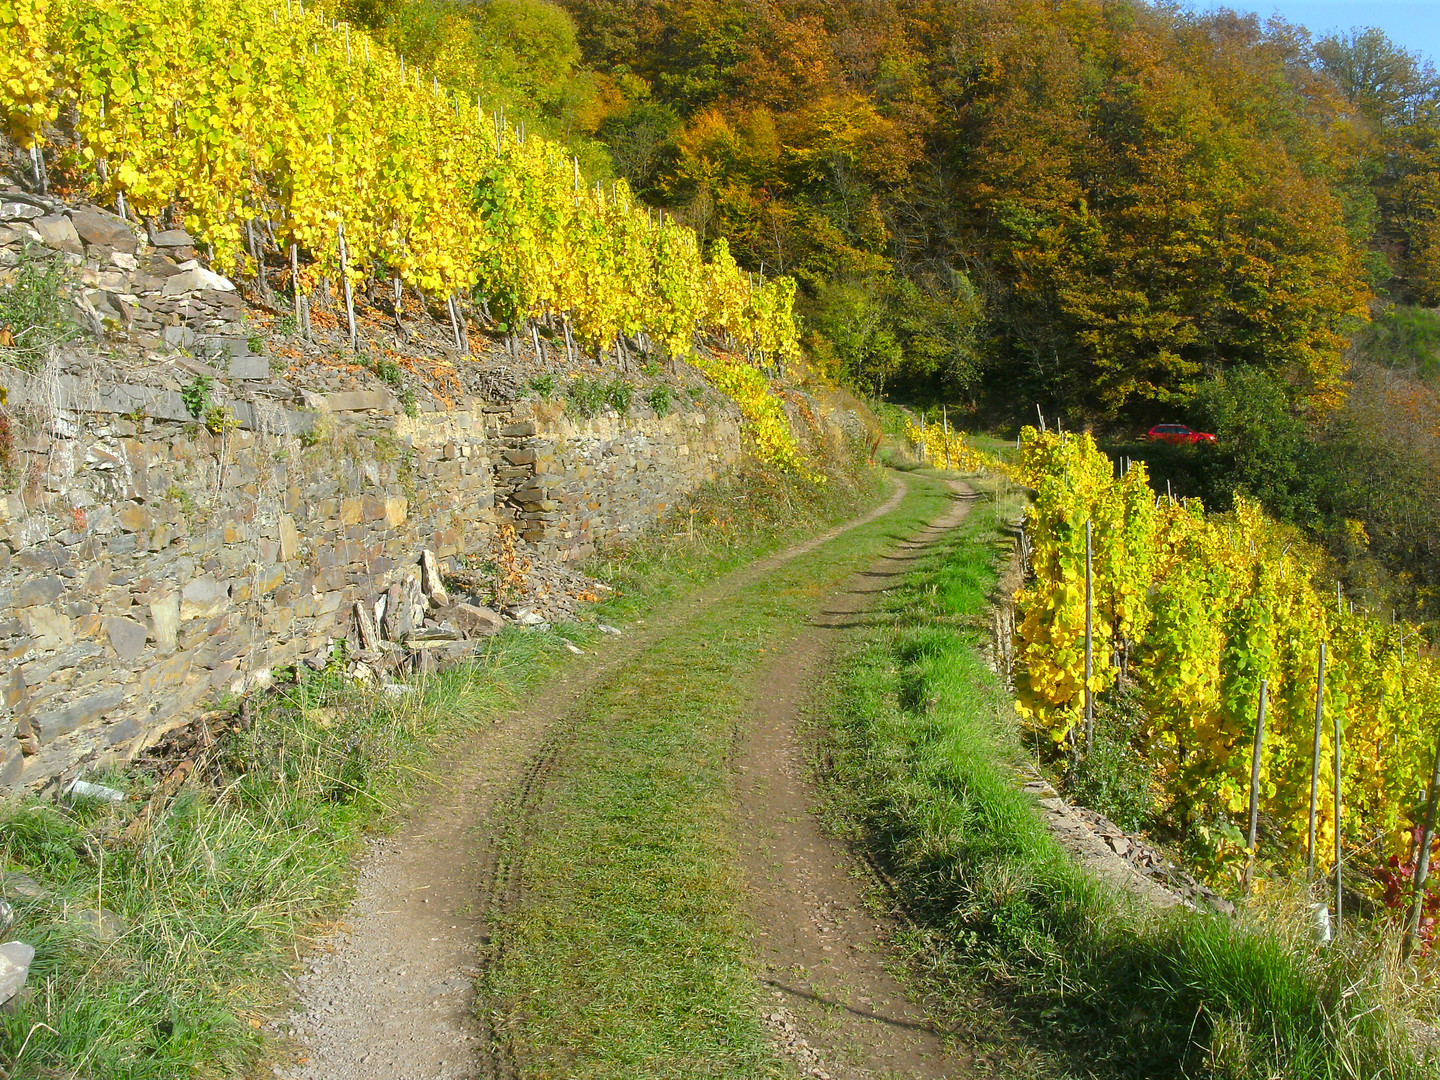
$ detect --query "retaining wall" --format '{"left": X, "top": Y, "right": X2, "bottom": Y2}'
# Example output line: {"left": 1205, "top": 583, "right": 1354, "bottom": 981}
{"left": 0, "top": 386, "right": 741, "bottom": 789}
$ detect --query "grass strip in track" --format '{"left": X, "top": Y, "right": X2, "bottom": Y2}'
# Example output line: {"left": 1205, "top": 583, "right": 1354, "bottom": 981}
{"left": 822, "top": 486, "right": 1429, "bottom": 1080}
{"left": 483, "top": 472, "right": 957, "bottom": 1078}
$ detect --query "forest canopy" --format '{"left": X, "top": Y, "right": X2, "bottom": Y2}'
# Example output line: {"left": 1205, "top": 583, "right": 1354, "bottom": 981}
{"left": 336, "top": 0, "right": 1440, "bottom": 615}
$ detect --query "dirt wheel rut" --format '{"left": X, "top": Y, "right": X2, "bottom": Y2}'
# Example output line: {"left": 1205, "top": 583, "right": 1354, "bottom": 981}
{"left": 741, "top": 483, "right": 979, "bottom": 1080}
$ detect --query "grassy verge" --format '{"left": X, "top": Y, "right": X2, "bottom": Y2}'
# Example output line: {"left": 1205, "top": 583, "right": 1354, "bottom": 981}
{"left": 0, "top": 460, "right": 879, "bottom": 1080}
{"left": 0, "top": 633, "right": 580, "bottom": 1080}
{"left": 483, "top": 471, "right": 957, "bottom": 1077}
{"left": 821, "top": 486, "right": 1428, "bottom": 1079}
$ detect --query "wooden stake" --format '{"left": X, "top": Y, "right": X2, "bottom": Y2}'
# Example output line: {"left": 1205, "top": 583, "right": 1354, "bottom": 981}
{"left": 1334, "top": 690, "right": 1344, "bottom": 938}
{"left": 1084, "top": 519, "right": 1094, "bottom": 755}
{"left": 1404, "top": 730, "right": 1440, "bottom": 958}
{"left": 1245, "top": 679, "right": 1268, "bottom": 892}
{"left": 289, "top": 242, "right": 310, "bottom": 340}
{"left": 1308, "top": 643, "right": 1326, "bottom": 873}
{"left": 446, "top": 294, "right": 463, "bottom": 350}
{"left": 942, "top": 405, "right": 951, "bottom": 470}
{"left": 337, "top": 222, "right": 358, "bottom": 351}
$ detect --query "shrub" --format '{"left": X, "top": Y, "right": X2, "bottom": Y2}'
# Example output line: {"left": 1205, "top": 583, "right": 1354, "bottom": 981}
{"left": 603, "top": 378, "right": 633, "bottom": 415}
{"left": 0, "top": 246, "right": 76, "bottom": 369}
{"left": 567, "top": 376, "right": 606, "bottom": 418}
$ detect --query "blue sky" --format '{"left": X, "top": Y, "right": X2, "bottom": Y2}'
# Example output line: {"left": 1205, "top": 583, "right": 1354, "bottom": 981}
{"left": 1196, "top": 2, "right": 1440, "bottom": 64}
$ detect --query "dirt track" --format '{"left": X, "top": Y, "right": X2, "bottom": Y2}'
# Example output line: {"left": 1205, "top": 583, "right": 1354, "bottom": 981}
{"left": 279, "top": 475, "right": 978, "bottom": 1079}
{"left": 741, "top": 484, "right": 977, "bottom": 1080}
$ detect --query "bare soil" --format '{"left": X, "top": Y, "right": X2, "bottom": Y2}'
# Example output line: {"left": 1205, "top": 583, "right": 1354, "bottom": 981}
{"left": 740, "top": 483, "right": 979, "bottom": 1080}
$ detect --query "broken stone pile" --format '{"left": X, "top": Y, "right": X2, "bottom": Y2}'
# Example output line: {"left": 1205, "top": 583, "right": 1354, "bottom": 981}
{"left": 0, "top": 187, "right": 245, "bottom": 347}
{"left": 1022, "top": 774, "right": 1235, "bottom": 916}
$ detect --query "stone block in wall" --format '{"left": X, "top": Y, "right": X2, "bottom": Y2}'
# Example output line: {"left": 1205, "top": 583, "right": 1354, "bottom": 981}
{"left": 18, "top": 607, "right": 73, "bottom": 651}
{"left": 149, "top": 594, "right": 179, "bottom": 651}
{"left": 180, "top": 576, "right": 229, "bottom": 621}
{"left": 31, "top": 687, "right": 127, "bottom": 744}
{"left": 70, "top": 207, "right": 137, "bottom": 255}
{"left": 138, "top": 652, "right": 193, "bottom": 697}
{"left": 278, "top": 514, "right": 300, "bottom": 561}
{"left": 307, "top": 389, "right": 395, "bottom": 413}
{"left": 103, "top": 617, "right": 148, "bottom": 662}
{"left": 11, "top": 576, "right": 64, "bottom": 609}
{"left": 34, "top": 214, "right": 82, "bottom": 254}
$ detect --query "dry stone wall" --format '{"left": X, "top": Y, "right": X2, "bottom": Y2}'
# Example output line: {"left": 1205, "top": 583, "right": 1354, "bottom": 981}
{"left": 0, "top": 378, "right": 740, "bottom": 792}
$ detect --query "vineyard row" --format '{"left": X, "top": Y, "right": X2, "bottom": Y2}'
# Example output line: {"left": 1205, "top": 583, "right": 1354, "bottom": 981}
{"left": 0, "top": 0, "right": 807, "bottom": 468}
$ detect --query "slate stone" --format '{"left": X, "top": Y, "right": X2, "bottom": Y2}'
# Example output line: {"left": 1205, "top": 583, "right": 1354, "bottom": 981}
{"left": 32, "top": 687, "right": 126, "bottom": 742}
{"left": 33, "top": 214, "right": 82, "bottom": 254}
{"left": 180, "top": 576, "right": 229, "bottom": 620}
{"left": 419, "top": 550, "right": 449, "bottom": 607}
{"left": 148, "top": 225, "right": 194, "bottom": 247}
{"left": 12, "top": 576, "right": 64, "bottom": 608}
{"left": 104, "top": 616, "right": 149, "bottom": 661}
{"left": 70, "top": 207, "right": 137, "bottom": 254}
{"left": 70, "top": 908, "right": 127, "bottom": 942}
{"left": 149, "top": 593, "right": 180, "bottom": 650}
{"left": 0, "top": 942, "right": 33, "bottom": 1007}
{"left": 450, "top": 602, "right": 504, "bottom": 635}
{"left": 324, "top": 389, "right": 392, "bottom": 412}
{"left": 0, "top": 201, "right": 43, "bottom": 222}
{"left": 0, "top": 873, "right": 44, "bottom": 900}
{"left": 162, "top": 324, "right": 196, "bottom": 350}
{"left": 162, "top": 266, "right": 235, "bottom": 295}
{"left": 227, "top": 354, "right": 269, "bottom": 380}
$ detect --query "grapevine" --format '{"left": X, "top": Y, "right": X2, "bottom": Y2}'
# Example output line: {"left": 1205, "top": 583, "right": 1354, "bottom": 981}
{"left": 8, "top": 0, "right": 806, "bottom": 468}
{"left": 1012, "top": 428, "right": 1440, "bottom": 881}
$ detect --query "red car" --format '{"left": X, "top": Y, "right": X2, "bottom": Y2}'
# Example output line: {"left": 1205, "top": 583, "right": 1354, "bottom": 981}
{"left": 1147, "top": 423, "right": 1216, "bottom": 446}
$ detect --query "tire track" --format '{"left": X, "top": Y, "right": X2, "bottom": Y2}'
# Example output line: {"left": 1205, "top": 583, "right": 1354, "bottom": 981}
{"left": 278, "top": 477, "right": 908, "bottom": 1080}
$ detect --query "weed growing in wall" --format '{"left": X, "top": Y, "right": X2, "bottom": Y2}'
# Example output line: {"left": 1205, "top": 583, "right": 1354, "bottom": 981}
{"left": 603, "top": 378, "right": 634, "bottom": 416}
{"left": 0, "top": 246, "right": 76, "bottom": 369}
{"left": 180, "top": 376, "right": 213, "bottom": 420}
{"left": 568, "top": 376, "right": 606, "bottom": 418}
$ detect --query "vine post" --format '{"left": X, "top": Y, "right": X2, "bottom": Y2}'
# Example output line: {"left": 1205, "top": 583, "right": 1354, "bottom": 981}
{"left": 942, "top": 405, "right": 950, "bottom": 470}
{"left": 446, "top": 295, "right": 463, "bottom": 351}
{"left": 1244, "top": 679, "right": 1268, "bottom": 893}
{"left": 1308, "top": 643, "right": 1326, "bottom": 873}
{"left": 336, "top": 221, "right": 358, "bottom": 352}
{"left": 1084, "top": 518, "right": 1094, "bottom": 755}
{"left": 1334, "top": 693, "right": 1343, "bottom": 938}
{"left": 1403, "top": 730, "right": 1440, "bottom": 959}
{"left": 289, "top": 243, "right": 311, "bottom": 341}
